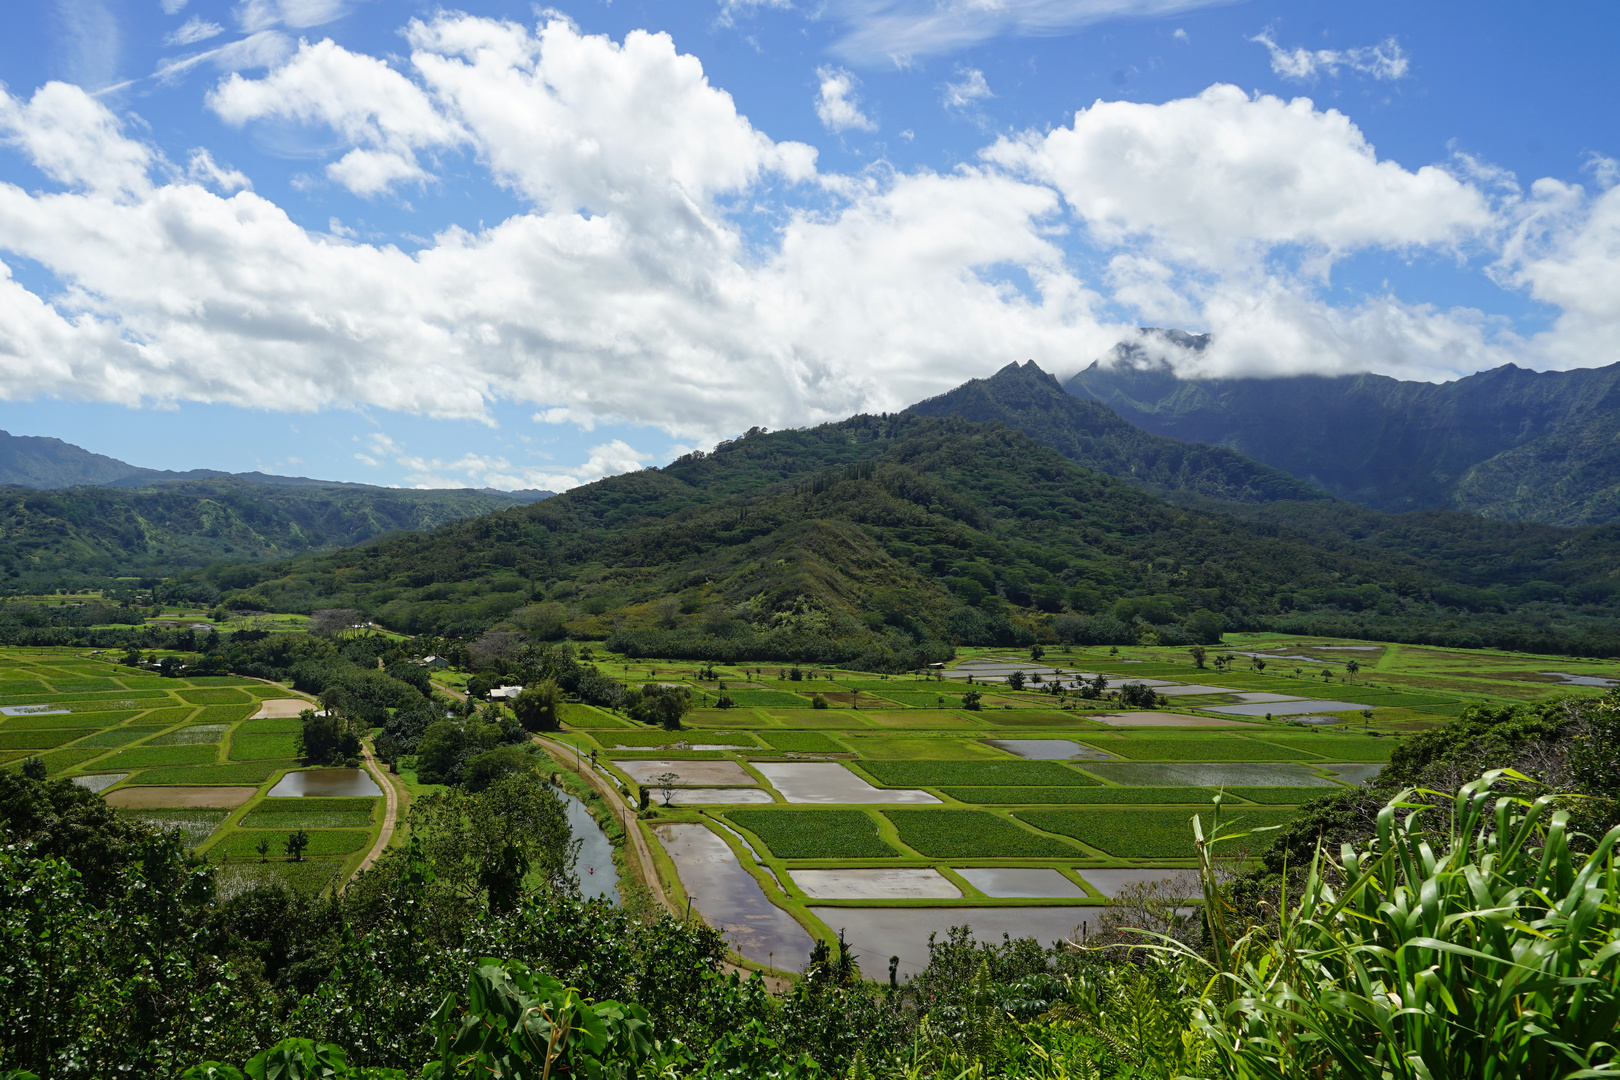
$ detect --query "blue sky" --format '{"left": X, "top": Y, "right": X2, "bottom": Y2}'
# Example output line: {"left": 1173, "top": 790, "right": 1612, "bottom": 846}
{"left": 1, "top": 0, "right": 1616, "bottom": 489}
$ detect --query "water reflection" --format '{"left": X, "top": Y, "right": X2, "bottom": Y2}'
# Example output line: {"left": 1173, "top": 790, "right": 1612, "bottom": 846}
{"left": 266, "top": 769, "right": 382, "bottom": 797}
{"left": 654, "top": 823, "right": 813, "bottom": 966}
{"left": 559, "top": 791, "right": 618, "bottom": 904}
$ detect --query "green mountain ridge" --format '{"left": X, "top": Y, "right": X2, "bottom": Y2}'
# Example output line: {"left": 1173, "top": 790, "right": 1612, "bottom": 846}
{"left": 185, "top": 413, "right": 1620, "bottom": 659}
{"left": 1065, "top": 331, "right": 1620, "bottom": 525}
{"left": 906, "top": 359, "right": 1331, "bottom": 504}
{"left": 0, "top": 478, "right": 553, "bottom": 589}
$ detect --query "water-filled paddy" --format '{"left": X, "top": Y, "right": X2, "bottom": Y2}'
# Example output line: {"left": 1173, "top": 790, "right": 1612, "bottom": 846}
{"left": 1208, "top": 699, "right": 1370, "bottom": 717}
{"left": 653, "top": 823, "right": 814, "bottom": 965}
{"left": 789, "top": 868, "right": 961, "bottom": 899}
{"left": 1076, "top": 868, "right": 1200, "bottom": 898}
{"left": 1538, "top": 671, "right": 1619, "bottom": 687}
{"left": 1086, "top": 713, "right": 1259, "bottom": 728}
{"left": 1085, "top": 762, "right": 1343, "bottom": 787}
{"left": 267, "top": 769, "right": 382, "bottom": 797}
{"left": 72, "top": 772, "right": 127, "bottom": 791}
{"left": 753, "top": 762, "right": 940, "bottom": 804}
{"left": 614, "top": 759, "right": 756, "bottom": 787}
{"left": 810, "top": 906, "right": 1092, "bottom": 978}
{"left": 957, "top": 867, "right": 1087, "bottom": 898}
{"left": 664, "top": 787, "right": 777, "bottom": 805}
{"left": 985, "top": 739, "right": 1114, "bottom": 760}
{"left": 1323, "top": 763, "right": 1385, "bottom": 785}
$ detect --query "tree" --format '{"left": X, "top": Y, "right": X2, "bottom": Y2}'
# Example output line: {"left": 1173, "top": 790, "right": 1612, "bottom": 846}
{"left": 961, "top": 689, "right": 983, "bottom": 711}
{"left": 310, "top": 608, "right": 365, "bottom": 636}
{"left": 1029, "top": 644, "right": 1044, "bottom": 661}
{"left": 297, "top": 708, "right": 360, "bottom": 765}
{"left": 19, "top": 756, "right": 46, "bottom": 781}
{"left": 1188, "top": 645, "right": 1207, "bottom": 669}
{"left": 656, "top": 772, "right": 680, "bottom": 807}
{"left": 1345, "top": 659, "right": 1361, "bottom": 679}
{"left": 715, "top": 694, "right": 736, "bottom": 709}
{"left": 255, "top": 837, "right": 270, "bottom": 861}
{"left": 630, "top": 685, "right": 691, "bottom": 731}
{"left": 285, "top": 830, "right": 310, "bottom": 862}
{"left": 409, "top": 772, "right": 575, "bottom": 913}
{"left": 1251, "top": 657, "right": 1267, "bottom": 674}
{"left": 811, "top": 693, "right": 829, "bottom": 710}
{"left": 1006, "top": 670, "right": 1027, "bottom": 692}
{"left": 511, "top": 679, "right": 562, "bottom": 733}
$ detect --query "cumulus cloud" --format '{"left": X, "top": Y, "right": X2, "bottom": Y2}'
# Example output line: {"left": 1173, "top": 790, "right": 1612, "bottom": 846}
{"left": 814, "top": 66, "right": 876, "bottom": 132}
{"left": 1253, "top": 30, "right": 1410, "bottom": 82}
{"left": 942, "top": 68, "right": 992, "bottom": 109}
{"left": 985, "top": 84, "right": 1491, "bottom": 270}
{"left": 1, "top": 12, "right": 1617, "bottom": 459}
{"left": 388, "top": 440, "right": 653, "bottom": 490}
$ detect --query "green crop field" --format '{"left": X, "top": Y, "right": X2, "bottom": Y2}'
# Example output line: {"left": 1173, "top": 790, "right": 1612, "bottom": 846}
{"left": 229, "top": 732, "right": 302, "bottom": 760}
{"left": 131, "top": 707, "right": 200, "bottom": 726}
{"left": 116, "top": 809, "right": 231, "bottom": 848}
{"left": 860, "top": 759, "right": 1101, "bottom": 787}
{"left": 216, "top": 860, "right": 342, "bottom": 897}
{"left": 1077, "top": 738, "right": 1315, "bottom": 761}
{"left": 235, "top": 717, "right": 304, "bottom": 733}
{"left": 726, "top": 809, "right": 897, "bottom": 859}
{"left": 851, "top": 738, "right": 998, "bottom": 760}
{"left": 598, "top": 730, "right": 759, "bottom": 748}
{"left": 726, "top": 690, "right": 813, "bottom": 708}
{"left": 213, "top": 829, "right": 372, "bottom": 859}
{"left": 74, "top": 725, "right": 166, "bottom": 747}
{"left": 1251, "top": 737, "right": 1397, "bottom": 761}
{"left": 130, "top": 761, "right": 296, "bottom": 785}
{"left": 980, "top": 712, "right": 1095, "bottom": 728}
{"left": 942, "top": 786, "right": 1244, "bottom": 805}
{"left": 560, "top": 704, "right": 628, "bottom": 728}
{"left": 194, "top": 704, "right": 258, "bottom": 724}
{"left": 100, "top": 744, "right": 219, "bottom": 769}
{"left": 1016, "top": 808, "right": 1300, "bottom": 859}
{"left": 176, "top": 689, "right": 254, "bottom": 705}
{"left": 1225, "top": 787, "right": 1337, "bottom": 804}
{"left": 757, "top": 731, "right": 845, "bottom": 753}
{"left": 883, "top": 809, "right": 1080, "bottom": 858}
{"left": 148, "top": 724, "right": 229, "bottom": 745}
{"left": 242, "top": 798, "right": 377, "bottom": 830}
{"left": 0, "top": 728, "right": 97, "bottom": 749}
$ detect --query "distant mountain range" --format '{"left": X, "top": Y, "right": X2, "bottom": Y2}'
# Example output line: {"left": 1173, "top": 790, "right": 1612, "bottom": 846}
{"left": 1065, "top": 330, "right": 1620, "bottom": 526}
{"left": 0, "top": 430, "right": 553, "bottom": 587}
{"left": 0, "top": 429, "right": 553, "bottom": 500}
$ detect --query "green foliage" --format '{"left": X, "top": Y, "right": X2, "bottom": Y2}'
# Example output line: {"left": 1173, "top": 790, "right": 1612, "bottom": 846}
{"left": 1181, "top": 773, "right": 1620, "bottom": 1079}
{"left": 231, "top": 732, "right": 302, "bottom": 760}
{"left": 882, "top": 809, "right": 1079, "bottom": 858}
{"left": 757, "top": 731, "right": 843, "bottom": 753}
{"left": 723, "top": 690, "right": 810, "bottom": 708}
{"left": 511, "top": 679, "right": 562, "bottom": 733}
{"left": 0, "top": 728, "right": 97, "bottom": 750}
{"left": 100, "top": 744, "right": 218, "bottom": 769}
{"left": 131, "top": 760, "right": 298, "bottom": 785}
{"left": 628, "top": 684, "right": 691, "bottom": 731}
{"left": 195, "top": 705, "right": 257, "bottom": 724}
{"left": 1249, "top": 736, "right": 1397, "bottom": 761}
{"left": 71, "top": 725, "right": 166, "bottom": 747}
{"left": 176, "top": 689, "right": 253, "bottom": 705}
{"left": 942, "top": 785, "right": 1244, "bottom": 804}
{"left": 860, "top": 759, "right": 1100, "bottom": 787}
{"left": 296, "top": 709, "right": 361, "bottom": 765}
{"left": 410, "top": 773, "right": 575, "bottom": 914}
{"left": 726, "top": 809, "right": 896, "bottom": 859}
{"left": 213, "top": 830, "right": 367, "bottom": 860}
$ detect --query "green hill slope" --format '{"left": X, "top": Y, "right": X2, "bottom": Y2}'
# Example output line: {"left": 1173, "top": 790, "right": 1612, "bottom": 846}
{"left": 189, "top": 415, "right": 1620, "bottom": 659}
{"left": 1066, "top": 332, "right": 1620, "bottom": 525}
{"left": 0, "top": 479, "right": 549, "bottom": 588}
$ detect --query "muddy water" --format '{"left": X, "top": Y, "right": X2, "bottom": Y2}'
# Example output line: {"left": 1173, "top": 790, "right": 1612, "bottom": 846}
{"left": 811, "top": 906, "right": 1092, "bottom": 979}
{"left": 986, "top": 739, "right": 1111, "bottom": 760}
{"left": 653, "top": 823, "right": 814, "bottom": 967}
{"left": 266, "top": 769, "right": 382, "bottom": 797}
{"left": 753, "top": 761, "right": 939, "bottom": 804}
{"left": 957, "top": 867, "right": 1087, "bottom": 898}
{"left": 1086, "top": 762, "right": 1342, "bottom": 787}
{"left": 560, "top": 791, "right": 618, "bottom": 904}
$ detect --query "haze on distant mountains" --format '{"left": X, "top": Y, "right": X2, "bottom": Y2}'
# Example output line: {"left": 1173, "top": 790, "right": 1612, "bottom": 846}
{"left": 0, "top": 2, "right": 1617, "bottom": 488}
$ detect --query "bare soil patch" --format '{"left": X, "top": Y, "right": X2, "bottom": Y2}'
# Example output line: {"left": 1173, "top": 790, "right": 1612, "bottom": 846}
{"left": 105, "top": 785, "right": 259, "bottom": 808}
{"left": 251, "top": 697, "right": 315, "bottom": 719}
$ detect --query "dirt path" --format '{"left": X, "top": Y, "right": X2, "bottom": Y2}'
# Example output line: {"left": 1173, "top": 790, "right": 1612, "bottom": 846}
{"left": 347, "top": 743, "right": 402, "bottom": 886}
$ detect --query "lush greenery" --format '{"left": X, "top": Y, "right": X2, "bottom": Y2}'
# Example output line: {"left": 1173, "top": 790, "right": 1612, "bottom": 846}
{"left": 726, "top": 809, "right": 899, "bottom": 859}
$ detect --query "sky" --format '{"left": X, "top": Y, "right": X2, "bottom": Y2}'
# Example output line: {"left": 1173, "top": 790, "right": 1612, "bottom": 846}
{"left": 0, "top": 0, "right": 1616, "bottom": 491}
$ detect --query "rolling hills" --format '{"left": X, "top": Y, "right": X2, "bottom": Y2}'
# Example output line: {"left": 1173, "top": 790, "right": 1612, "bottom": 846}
{"left": 1066, "top": 330, "right": 1620, "bottom": 525}
{"left": 180, "top": 414, "right": 1620, "bottom": 660}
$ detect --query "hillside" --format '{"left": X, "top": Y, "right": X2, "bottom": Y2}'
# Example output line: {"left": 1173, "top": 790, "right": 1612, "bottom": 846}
{"left": 906, "top": 360, "right": 1330, "bottom": 503}
{"left": 0, "top": 478, "right": 552, "bottom": 589}
{"left": 190, "top": 414, "right": 1620, "bottom": 659}
{"left": 1066, "top": 331, "right": 1620, "bottom": 525}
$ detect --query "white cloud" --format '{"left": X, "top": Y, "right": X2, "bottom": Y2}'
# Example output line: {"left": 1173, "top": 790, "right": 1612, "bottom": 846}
{"left": 1253, "top": 30, "right": 1410, "bottom": 82}
{"left": 156, "top": 30, "right": 292, "bottom": 82}
{"left": 814, "top": 66, "right": 876, "bottom": 132}
{"left": 2, "top": 15, "right": 1617, "bottom": 449}
{"left": 166, "top": 17, "right": 224, "bottom": 45}
{"left": 942, "top": 68, "right": 992, "bottom": 109}
{"left": 237, "top": 0, "right": 354, "bottom": 33}
{"left": 985, "top": 84, "right": 1491, "bottom": 270}
{"left": 825, "top": 0, "right": 1236, "bottom": 65}
{"left": 161, "top": 0, "right": 189, "bottom": 13}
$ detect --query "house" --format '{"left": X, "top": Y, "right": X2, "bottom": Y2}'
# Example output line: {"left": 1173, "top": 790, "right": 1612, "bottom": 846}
{"left": 487, "top": 685, "right": 523, "bottom": 701}
{"left": 416, "top": 655, "right": 450, "bottom": 670}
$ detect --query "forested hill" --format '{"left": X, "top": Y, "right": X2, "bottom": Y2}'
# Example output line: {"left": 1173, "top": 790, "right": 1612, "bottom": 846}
{"left": 1065, "top": 333, "right": 1620, "bottom": 526}
{"left": 0, "top": 479, "right": 551, "bottom": 590}
{"left": 906, "top": 360, "right": 1330, "bottom": 504}
{"left": 186, "top": 414, "right": 1620, "bottom": 660}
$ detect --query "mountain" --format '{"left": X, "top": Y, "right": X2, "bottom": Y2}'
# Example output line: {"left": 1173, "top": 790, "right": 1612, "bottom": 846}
{"left": 0, "top": 478, "right": 553, "bottom": 589}
{"left": 0, "top": 428, "right": 554, "bottom": 501}
{"left": 906, "top": 360, "right": 1330, "bottom": 504}
{"left": 185, "top": 413, "right": 1620, "bottom": 659}
{"left": 1065, "top": 331, "right": 1620, "bottom": 526}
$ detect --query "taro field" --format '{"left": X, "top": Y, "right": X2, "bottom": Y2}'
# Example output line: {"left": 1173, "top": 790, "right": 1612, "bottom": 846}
{"left": 1, "top": 647, "right": 389, "bottom": 896}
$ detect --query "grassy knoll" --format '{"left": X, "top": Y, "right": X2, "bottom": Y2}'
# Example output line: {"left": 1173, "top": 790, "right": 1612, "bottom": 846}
{"left": 727, "top": 809, "right": 897, "bottom": 859}
{"left": 882, "top": 809, "right": 1080, "bottom": 858}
